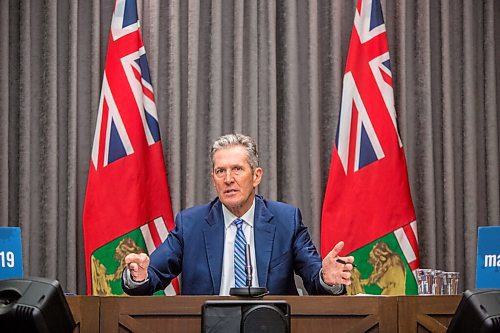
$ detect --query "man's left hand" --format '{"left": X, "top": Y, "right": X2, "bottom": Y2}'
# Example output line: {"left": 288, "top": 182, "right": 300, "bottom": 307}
{"left": 321, "top": 241, "right": 354, "bottom": 286}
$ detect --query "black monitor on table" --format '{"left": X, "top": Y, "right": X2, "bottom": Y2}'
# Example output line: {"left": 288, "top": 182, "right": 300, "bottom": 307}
{"left": 202, "top": 300, "right": 290, "bottom": 333}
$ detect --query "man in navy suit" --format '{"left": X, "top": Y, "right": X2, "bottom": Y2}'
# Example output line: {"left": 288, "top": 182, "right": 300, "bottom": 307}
{"left": 123, "top": 133, "right": 354, "bottom": 295}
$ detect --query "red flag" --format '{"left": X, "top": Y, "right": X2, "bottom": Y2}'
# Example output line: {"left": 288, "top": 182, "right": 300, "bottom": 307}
{"left": 83, "top": 0, "right": 178, "bottom": 296}
{"left": 321, "top": 0, "right": 419, "bottom": 295}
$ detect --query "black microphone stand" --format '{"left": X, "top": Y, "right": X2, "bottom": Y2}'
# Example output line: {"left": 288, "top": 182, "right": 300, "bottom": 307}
{"left": 230, "top": 244, "right": 268, "bottom": 297}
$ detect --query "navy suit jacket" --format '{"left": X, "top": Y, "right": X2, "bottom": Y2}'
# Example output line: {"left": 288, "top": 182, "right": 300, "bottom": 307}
{"left": 123, "top": 195, "right": 330, "bottom": 295}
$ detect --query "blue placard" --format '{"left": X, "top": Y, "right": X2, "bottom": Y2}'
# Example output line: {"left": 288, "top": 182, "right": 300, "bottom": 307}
{"left": 0, "top": 227, "right": 23, "bottom": 279}
{"left": 476, "top": 226, "right": 500, "bottom": 288}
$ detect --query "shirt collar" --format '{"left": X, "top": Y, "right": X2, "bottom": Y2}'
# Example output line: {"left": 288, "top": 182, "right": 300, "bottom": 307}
{"left": 222, "top": 198, "right": 255, "bottom": 230}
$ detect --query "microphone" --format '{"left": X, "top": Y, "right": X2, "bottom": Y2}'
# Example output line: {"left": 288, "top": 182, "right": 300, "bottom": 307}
{"left": 229, "top": 243, "right": 268, "bottom": 297}
{"left": 245, "top": 243, "right": 252, "bottom": 287}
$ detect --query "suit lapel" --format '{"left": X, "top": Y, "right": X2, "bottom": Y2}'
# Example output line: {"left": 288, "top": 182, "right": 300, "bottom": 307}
{"left": 253, "top": 196, "right": 276, "bottom": 288}
{"left": 203, "top": 201, "right": 225, "bottom": 294}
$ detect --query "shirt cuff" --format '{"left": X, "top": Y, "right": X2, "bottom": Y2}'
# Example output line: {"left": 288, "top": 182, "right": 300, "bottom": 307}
{"left": 319, "top": 268, "right": 345, "bottom": 295}
{"left": 122, "top": 268, "right": 149, "bottom": 289}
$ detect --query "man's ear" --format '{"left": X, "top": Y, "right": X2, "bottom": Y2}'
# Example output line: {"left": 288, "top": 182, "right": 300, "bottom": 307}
{"left": 253, "top": 167, "right": 263, "bottom": 187}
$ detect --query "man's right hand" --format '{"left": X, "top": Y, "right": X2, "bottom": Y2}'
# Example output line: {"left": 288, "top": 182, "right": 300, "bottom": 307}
{"left": 124, "top": 253, "right": 150, "bottom": 282}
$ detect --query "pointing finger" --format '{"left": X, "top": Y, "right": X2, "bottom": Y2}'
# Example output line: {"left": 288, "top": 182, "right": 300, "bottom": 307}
{"left": 327, "top": 241, "right": 345, "bottom": 259}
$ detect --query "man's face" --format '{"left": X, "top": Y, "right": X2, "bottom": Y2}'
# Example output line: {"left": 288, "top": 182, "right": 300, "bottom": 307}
{"left": 211, "top": 145, "right": 263, "bottom": 217}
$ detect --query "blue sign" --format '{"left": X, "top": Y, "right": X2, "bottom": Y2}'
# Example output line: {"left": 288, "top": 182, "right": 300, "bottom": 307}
{"left": 0, "top": 227, "right": 23, "bottom": 279}
{"left": 476, "top": 226, "right": 500, "bottom": 288}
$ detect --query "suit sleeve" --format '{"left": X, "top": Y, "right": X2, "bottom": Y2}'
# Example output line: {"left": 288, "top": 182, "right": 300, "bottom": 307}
{"left": 122, "top": 214, "right": 184, "bottom": 295}
{"left": 291, "top": 208, "right": 332, "bottom": 295}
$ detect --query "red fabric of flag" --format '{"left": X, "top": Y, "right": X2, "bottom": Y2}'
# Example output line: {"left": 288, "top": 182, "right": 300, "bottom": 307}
{"left": 321, "top": 0, "right": 418, "bottom": 261}
{"left": 83, "top": 0, "right": 177, "bottom": 295}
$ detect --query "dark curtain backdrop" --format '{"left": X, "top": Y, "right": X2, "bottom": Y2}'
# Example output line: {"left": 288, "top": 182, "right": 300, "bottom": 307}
{"left": 0, "top": 0, "right": 499, "bottom": 294}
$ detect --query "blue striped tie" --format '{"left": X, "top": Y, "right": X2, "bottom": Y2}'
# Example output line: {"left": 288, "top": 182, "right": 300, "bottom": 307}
{"left": 233, "top": 218, "right": 247, "bottom": 288}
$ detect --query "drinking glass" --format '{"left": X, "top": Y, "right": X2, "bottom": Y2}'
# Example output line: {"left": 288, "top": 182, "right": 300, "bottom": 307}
{"left": 433, "top": 270, "right": 443, "bottom": 295}
{"left": 442, "top": 271, "right": 460, "bottom": 295}
{"left": 415, "top": 268, "right": 434, "bottom": 295}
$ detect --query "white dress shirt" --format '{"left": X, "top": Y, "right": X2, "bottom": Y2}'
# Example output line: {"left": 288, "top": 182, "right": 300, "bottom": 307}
{"left": 219, "top": 199, "right": 259, "bottom": 295}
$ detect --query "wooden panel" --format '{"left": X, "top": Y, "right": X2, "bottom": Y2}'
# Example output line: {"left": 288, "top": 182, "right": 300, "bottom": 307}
{"left": 100, "top": 296, "right": 217, "bottom": 333}
{"left": 66, "top": 295, "right": 462, "bottom": 332}
{"left": 99, "top": 295, "right": 397, "bottom": 333}
{"left": 66, "top": 296, "right": 100, "bottom": 333}
{"left": 397, "top": 295, "right": 461, "bottom": 333}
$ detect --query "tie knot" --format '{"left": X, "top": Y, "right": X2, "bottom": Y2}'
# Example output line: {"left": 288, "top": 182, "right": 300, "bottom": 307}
{"left": 234, "top": 218, "right": 244, "bottom": 228}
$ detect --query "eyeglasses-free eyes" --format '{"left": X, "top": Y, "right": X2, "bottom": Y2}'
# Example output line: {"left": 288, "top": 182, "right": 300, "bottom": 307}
{"left": 212, "top": 166, "right": 246, "bottom": 179}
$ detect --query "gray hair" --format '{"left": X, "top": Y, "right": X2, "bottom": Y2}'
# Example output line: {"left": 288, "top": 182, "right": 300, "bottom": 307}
{"left": 210, "top": 133, "right": 259, "bottom": 170}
